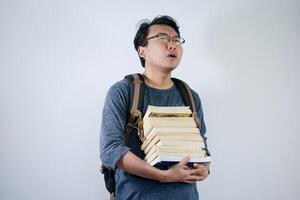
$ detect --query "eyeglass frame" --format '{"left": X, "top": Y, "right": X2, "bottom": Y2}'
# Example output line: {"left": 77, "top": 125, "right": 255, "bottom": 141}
{"left": 146, "top": 33, "right": 185, "bottom": 45}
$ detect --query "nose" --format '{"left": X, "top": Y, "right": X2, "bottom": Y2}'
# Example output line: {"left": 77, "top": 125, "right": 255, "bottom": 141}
{"left": 167, "top": 42, "right": 176, "bottom": 50}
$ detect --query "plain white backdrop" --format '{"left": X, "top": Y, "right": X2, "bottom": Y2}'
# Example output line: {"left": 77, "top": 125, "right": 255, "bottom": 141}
{"left": 1, "top": 0, "right": 299, "bottom": 199}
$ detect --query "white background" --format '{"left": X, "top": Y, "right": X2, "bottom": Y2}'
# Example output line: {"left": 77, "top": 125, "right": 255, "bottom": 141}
{"left": 1, "top": 0, "right": 299, "bottom": 199}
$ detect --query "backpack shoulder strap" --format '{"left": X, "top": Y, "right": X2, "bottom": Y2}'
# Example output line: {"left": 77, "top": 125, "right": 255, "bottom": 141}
{"left": 172, "top": 78, "right": 211, "bottom": 157}
{"left": 124, "top": 73, "right": 145, "bottom": 145}
{"left": 171, "top": 78, "right": 202, "bottom": 131}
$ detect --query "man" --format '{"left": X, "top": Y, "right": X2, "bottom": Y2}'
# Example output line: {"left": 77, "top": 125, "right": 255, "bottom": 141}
{"left": 100, "top": 15, "right": 209, "bottom": 200}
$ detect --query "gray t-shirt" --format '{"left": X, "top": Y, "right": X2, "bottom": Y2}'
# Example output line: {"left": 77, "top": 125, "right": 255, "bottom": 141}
{"left": 100, "top": 78, "right": 207, "bottom": 200}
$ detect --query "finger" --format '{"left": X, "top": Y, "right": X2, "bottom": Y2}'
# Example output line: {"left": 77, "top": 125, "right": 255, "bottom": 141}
{"left": 189, "top": 168, "right": 205, "bottom": 175}
{"left": 185, "top": 175, "right": 204, "bottom": 182}
{"left": 193, "top": 163, "right": 207, "bottom": 169}
{"left": 192, "top": 169, "right": 209, "bottom": 179}
{"left": 183, "top": 165, "right": 189, "bottom": 170}
{"left": 179, "top": 156, "right": 191, "bottom": 166}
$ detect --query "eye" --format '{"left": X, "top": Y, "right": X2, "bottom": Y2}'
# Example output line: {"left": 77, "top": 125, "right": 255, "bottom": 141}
{"left": 174, "top": 38, "right": 181, "bottom": 44}
{"left": 158, "top": 35, "right": 170, "bottom": 43}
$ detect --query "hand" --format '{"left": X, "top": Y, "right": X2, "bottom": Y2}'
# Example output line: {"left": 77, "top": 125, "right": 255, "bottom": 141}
{"left": 161, "top": 157, "right": 208, "bottom": 184}
{"left": 191, "top": 163, "right": 209, "bottom": 182}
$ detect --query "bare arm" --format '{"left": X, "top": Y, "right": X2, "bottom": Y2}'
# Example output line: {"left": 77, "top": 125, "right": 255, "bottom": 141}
{"left": 117, "top": 151, "right": 206, "bottom": 183}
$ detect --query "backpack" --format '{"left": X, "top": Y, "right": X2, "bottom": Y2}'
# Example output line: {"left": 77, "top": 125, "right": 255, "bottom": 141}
{"left": 100, "top": 73, "right": 209, "bottom": 199}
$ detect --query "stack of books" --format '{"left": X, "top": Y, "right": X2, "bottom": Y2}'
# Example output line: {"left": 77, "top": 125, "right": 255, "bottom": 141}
{"left": 142, "top": 105, "right": 211, "bottom": 169}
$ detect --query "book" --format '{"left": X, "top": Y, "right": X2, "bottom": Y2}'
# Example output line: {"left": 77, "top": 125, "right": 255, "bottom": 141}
{"left": 143, "top": 117, "right": 197, "bottom": 137}
{"left": 147, "top": 145, "right": 207, "bottom": 154}
{"left": 144, "top": 105, "right": 192, "bottom": 119}
{"left": 153, "top": 161, "right": 210, "bottom": 170}
{"left": 149, "top": 153, "right": 211, "bottom": 169}
{"left": 142, "top": 135, "right": 204, "bottom": 154}
{"left": 144, "top": 145, "right": 207, "bottom": 162}
{"left": 145, "top": 127, "right": 200, "bottom": 141}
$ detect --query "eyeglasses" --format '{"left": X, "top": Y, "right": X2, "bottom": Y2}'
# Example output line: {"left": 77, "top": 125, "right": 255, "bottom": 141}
{"left": 146, "top": 33, "right": 185, "bottom": 45}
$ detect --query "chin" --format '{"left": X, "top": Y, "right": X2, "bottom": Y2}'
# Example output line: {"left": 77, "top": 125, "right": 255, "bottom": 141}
{"left": 163, "top": 65, "right": 178, "bottom": 72}
{"left": 169, "top": 62, "right": 179, "bottom": 69}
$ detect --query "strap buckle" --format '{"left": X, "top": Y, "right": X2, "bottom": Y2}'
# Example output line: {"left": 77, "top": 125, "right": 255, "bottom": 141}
{"left": 125, "top": 110, "right": 144, "bottom": 142}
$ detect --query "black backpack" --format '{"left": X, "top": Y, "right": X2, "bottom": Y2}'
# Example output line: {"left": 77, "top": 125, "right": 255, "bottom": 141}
{"left": 100, "top": 73, "right": 209, "bottom": 199}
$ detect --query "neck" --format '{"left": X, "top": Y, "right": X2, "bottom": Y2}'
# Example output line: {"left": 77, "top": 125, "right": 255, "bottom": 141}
{"left": 143, "top": 68, "right": 173, "bottom": 89}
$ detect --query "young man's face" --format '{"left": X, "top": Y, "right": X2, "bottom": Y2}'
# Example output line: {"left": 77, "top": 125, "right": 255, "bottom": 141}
{"left": 138, "top": 24, "right": 183, "bottom": 72}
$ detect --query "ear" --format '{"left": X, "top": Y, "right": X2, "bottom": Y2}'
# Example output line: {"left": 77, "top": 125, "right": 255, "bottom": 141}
{"left": 138, "top": 46, "right": 146, "bottom": 58}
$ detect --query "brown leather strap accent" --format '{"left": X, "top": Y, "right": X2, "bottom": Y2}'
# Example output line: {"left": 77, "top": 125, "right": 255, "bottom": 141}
{"left": 130, "top": 74, "right": 142, "bottom": 114}
{"left": 124, "top": 73, "right": 143, "bottom": 145}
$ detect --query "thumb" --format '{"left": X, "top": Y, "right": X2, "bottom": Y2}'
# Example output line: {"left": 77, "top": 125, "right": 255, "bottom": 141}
{"left": 179, "top": 156, "right": 191, "bottom": 166}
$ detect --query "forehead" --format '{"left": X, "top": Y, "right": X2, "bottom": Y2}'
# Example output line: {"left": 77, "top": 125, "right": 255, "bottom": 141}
{"left": 148, "top": 24, "right": 178, "bottom": 36}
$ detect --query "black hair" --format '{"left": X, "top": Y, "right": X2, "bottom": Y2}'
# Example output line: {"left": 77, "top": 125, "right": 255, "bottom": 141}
{"left": 133, "top": 15, "right": 181, "bottom": 68}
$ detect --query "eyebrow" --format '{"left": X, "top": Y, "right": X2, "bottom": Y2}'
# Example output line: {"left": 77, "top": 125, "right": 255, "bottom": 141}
{"left": 157, "top": 32, "right": 180, "bottom": 38}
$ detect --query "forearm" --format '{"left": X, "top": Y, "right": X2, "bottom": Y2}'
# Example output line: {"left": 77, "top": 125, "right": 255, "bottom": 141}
{"left": 117, "top": 151, "right": 166, "bottom": 182}
{"left": 116, "top": 151, "right": 208, "bottom": 183}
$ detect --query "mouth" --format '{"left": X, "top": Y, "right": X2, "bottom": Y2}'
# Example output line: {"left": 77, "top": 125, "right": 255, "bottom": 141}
{"left": 167, "top": 53, "right": 177, "bottom": 58}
